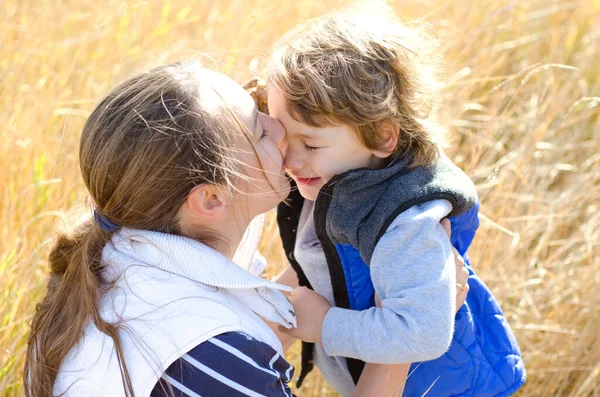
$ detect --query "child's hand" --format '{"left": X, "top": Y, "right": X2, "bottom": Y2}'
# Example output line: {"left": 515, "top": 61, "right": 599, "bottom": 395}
{"left": 279, "top": 286, "right": 331, "bottom": 344}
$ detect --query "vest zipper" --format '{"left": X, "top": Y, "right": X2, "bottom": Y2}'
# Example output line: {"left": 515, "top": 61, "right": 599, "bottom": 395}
{"left": 314, "top": 181, "right": 351, "bottom": 310}
{"left": 314, "top": 179, "right": 366, "bottom": 385}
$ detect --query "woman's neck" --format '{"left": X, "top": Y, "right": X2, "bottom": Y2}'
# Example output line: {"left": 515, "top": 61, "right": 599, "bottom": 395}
{"left": 214, "top": 218, "right": 246, "bottom": 259}
{"left": 179, "top": 218, "right": 249, "bottom": 260}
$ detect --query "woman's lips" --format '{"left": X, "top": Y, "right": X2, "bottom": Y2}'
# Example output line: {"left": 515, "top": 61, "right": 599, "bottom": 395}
{"left": 295, "top": 176, "right": 321, "bottom": 186}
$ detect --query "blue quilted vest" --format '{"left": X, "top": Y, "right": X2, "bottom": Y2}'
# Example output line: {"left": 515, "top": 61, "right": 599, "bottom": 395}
{"left": 277, "top": 156, "right": 525, "bottom": 396}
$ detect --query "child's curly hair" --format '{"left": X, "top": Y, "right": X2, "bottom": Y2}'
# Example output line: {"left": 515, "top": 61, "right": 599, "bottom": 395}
{"left": 268, "top": 1, "right": 447, "bottom": 168}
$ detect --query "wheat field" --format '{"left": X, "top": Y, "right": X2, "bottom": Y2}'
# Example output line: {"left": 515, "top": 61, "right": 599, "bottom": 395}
{"left": 1, "top": 0, "right": 599, "bottom": 396}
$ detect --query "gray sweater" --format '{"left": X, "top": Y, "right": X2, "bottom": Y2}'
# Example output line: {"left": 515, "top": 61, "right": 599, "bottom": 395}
{"left": 294, "top": 199, "right": 456, "bottom": 396}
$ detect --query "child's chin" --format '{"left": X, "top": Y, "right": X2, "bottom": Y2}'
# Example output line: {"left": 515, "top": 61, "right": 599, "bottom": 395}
{"left": 297, "top": 185, "right": 320, "bottom": 201}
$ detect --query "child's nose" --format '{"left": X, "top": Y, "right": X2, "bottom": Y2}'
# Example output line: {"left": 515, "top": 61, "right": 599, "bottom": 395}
{"left": 284, "top": 148, "right": 303, "bottom": 172}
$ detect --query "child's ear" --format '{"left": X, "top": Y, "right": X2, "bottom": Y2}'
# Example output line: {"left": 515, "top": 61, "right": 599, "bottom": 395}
{"left": 184, "top": 184, "right": 228, "bottom": 221}
{"left": 373, "top": 120, "right": 399, "bottom": 158}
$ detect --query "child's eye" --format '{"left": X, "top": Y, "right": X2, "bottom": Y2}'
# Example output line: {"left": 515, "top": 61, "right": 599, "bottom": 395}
{"left": 303, "top": 142, "right": 320, "bottom": 151}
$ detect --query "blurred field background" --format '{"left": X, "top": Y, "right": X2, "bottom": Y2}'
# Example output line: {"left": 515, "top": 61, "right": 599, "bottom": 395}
{"left": 1, "top": 0, "right": 599, "bottom": 396}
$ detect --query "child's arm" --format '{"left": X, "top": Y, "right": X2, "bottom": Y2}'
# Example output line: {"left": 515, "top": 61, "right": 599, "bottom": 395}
{"left": 352, "top": 293, "right": 410, "bottom": 397}
{"left": 273, "top": 264, "right": 300, "bottom": 294}
{"left": 321, "top": 199, "right": 456, "bottom": 363}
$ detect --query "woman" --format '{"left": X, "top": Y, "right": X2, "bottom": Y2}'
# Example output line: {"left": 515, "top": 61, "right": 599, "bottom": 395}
{"left": 24, "top": 61, "right": 469, "bottom": 397}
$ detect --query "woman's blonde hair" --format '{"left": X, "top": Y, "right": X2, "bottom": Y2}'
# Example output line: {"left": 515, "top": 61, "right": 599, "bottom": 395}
{"left": 268, "top": 1, "right": 447, "bottom": 168}
{"left": 24, "top": 61, "right": 264, "bottom": 397}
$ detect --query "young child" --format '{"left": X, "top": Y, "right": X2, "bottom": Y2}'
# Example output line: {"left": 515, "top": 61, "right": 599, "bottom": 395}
{"left": 266, "top": 4, "right": 526, "bottom": 397}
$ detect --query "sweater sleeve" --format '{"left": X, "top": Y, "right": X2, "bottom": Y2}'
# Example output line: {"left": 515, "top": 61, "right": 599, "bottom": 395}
{"left": 321, "top": 199, "right": 456, "bottom": 364}
{"left": 151, "top": 331, "right": 295, "bottom": 397}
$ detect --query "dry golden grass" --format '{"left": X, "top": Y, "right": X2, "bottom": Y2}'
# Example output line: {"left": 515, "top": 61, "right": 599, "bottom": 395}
{"left": 1, "top": 0, "right": 599, "bottom": 396}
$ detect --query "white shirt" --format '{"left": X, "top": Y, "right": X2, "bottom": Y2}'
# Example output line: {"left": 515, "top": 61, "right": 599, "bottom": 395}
{"left": 54, "top": 217, "right": 295, "bottom": 397}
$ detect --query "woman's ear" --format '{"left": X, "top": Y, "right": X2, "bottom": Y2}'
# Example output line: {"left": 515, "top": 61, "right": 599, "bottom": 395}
{"left": 373, "top": 120, "right": 399, "bottom": 158}
{"left": 184, "top": 184, "right": 228, "bottom": 221}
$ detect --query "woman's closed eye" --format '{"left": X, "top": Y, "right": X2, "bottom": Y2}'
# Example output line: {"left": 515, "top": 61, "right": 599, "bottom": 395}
{"left": 260, "top": 127, "right": 269, "bottom": 140}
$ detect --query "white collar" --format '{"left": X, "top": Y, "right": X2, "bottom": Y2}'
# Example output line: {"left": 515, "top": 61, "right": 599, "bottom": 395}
{"left": 103, "top": 223, "right": 297, "bottom": 328}
{"left": 108, "top": 227, "right": 292, "bottom": 292}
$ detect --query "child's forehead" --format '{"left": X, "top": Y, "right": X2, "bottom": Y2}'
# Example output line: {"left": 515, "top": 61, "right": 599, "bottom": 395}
{"left": 283, "top": 118, "right": 327, "bottom": 139}
{"left": 266, "top": 83, "right": 355, "bottom": 139}
{"left": 288, "top": 126, "right": 322, "bottom": 139}
{"left": 288, "top": 123, "right": 355, "bottom": 142}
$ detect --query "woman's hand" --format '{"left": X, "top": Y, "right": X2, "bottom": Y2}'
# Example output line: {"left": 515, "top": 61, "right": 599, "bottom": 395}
{"left": 352, "top": 362, "right": 410, "bottom": 397}
{"left": 279, "top": 286, "right": 331, "bottom": 344}
{"left": 440, "top": 218, "right": 470, "bottom": 309}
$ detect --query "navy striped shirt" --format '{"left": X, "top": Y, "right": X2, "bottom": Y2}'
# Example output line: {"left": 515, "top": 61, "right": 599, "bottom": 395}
{"left": 151, "top": 332, "right": 296, "bottom": 397}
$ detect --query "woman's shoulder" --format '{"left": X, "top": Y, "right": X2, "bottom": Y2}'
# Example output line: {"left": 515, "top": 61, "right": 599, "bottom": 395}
{"left": 151, "top": 331, "right": 295, "bottom": 397}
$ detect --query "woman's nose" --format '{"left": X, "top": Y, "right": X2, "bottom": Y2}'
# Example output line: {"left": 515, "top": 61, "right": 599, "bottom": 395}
{"left": 277, "top": 135, "right": 288, "bottom": 157}
{"left": 271, "top": 121, "right": 287, "bottom": 155}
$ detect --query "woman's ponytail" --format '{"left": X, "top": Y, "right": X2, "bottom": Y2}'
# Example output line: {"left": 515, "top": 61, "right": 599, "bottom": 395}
{"left": 23, "top": 218, "right": 134, "bottom": 397}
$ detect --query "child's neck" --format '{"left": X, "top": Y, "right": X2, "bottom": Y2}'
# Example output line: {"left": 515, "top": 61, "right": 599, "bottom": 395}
{"left": 368, "top": 155, "right": 393, "bottom": 170}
